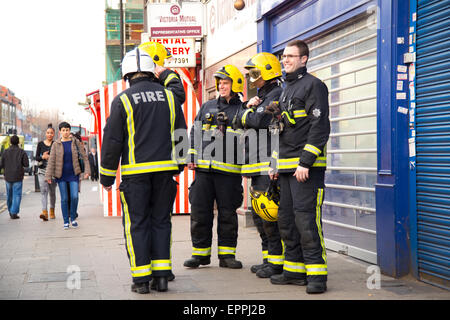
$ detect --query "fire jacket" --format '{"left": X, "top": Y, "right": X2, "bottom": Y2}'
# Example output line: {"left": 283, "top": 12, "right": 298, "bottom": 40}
{"left": 188, "top": 95, "right": 243, "bottom": 175}
{"left": 100, "top": 76, "right": 188, "bottom": 187}
{"left": 159, "top": 69, "right": 186, "bottom": 105}
{"left": 272, "top": 66, "right": 330, "bottom": 173}
{"left": 235, "top": 81, "right": 282, "bottom": 176}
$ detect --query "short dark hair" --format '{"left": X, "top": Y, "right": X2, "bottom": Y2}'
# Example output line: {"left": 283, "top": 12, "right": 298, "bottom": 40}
{"left": 10, "top": 135, "right": 19, "bottom": 146}
{"left": 286, "top": 39, "right": 309, "bottom": 58}
{"left": 59, "top": 121, "right": 71, "bottom": 131}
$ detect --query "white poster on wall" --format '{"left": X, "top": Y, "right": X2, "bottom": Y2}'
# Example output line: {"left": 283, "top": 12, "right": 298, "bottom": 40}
{"left": 205, "top": 0, "right": 257, "bottom": 67}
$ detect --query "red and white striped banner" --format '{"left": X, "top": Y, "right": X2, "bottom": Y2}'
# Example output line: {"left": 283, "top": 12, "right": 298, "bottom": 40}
{"left": 97, "top": 69, "right": 200, "bottom": 217}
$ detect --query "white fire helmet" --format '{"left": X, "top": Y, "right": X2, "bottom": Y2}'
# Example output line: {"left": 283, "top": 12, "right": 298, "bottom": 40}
{"left": 121, "top": 48, "right": 155, "bottom": 80}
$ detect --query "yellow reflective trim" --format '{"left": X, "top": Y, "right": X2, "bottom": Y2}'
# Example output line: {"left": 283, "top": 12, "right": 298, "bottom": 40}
{"left": 211, "top": 160, "right": 241, "bottom": 173}
{"left": 304, "top": 144, "right": 321, "bottom": 156}
{"left": 121, "top": 160, "right": 179, "bottom": 175}
{"left": 293, "top": 109, "right": 307, "bottom": 118}
{"left": 130, "top": 264, "right": 152, "bottom": 277}
{"left": 120, "top": 94, "right": 136, "bottom": 165}
{"left": 120, "top": 192, "right": 136, "bottom": 268}
{"left": 241, "top": 109, "right": 254, "bottom": 126}
{"left": 305, "top": 264, "right": 328, "bottom": 275}
{"left": 262, "top": 250, "right": 268, "bottom": 259}
{"left": 100, "top": 166, "right": 116, "bottom": 177}
{"left": 151, "top": 259, "right": 172, "bottom": 271}
{"left": 282, "top": 111, "right": 296, "bottom": 124}
{"left": 165, "top": 89, "right": 178, "bottom": 163}
{"left": 277, "top": 156, "right": 327, "bottom": 169}
{"left": 218, "top": 246, "right": 236, "bottom": 255}
{"left": 164, "top": 73, "right": 179, "bottom": 86}
{"left": 192, "top": 247, "right": 211, "bottom": 256}
{"left": 316, "top": 188, "right": 327, "bottom": 264}
{"left": 188, "top": 148, "right": 198, "bottom": 155}
{"left": 283, "top": 260, "right": 306, "bottom": 273}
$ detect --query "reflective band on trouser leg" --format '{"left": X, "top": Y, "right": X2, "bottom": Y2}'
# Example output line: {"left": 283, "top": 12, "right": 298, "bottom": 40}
{"left": 152, "top": 259, "right": 172, "bottom": 271}
{"left": 131, "top": 264, "right": 152, "bottom": 278}
{"left": 305, "top": 264, "right": 327, "bottom": 276}
{"left": 218, "top": 246, "right": 236, "bottom": 257}
{"left": 268, "top": 254, "right": 284, "bottom": 266}
{"left": 283, "top": 260, "right": 306, "bottom": 277}
{"left": 192, "top": 247, "right": 211, "bottom": 257}
{"left": 262, "top": 250, "right": 268, "bottom": 261}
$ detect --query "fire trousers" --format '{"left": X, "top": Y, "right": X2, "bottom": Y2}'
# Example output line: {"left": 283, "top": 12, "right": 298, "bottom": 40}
{"left": 188, "top": 171, "right": 243, "bottom": 260}
{"left": 277, "top": 169, "right": 327, "bottom": 283}
{"left": 251, "top": 175, "right": 284, "bottom": 270}
{"left": 119, "top": 172, "right": 178, "bottom": 283}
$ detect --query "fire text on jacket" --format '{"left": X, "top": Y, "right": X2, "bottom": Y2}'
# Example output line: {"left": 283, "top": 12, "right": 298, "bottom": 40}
{"left": 131, "top": 91, "right": 166, "bottom": 104}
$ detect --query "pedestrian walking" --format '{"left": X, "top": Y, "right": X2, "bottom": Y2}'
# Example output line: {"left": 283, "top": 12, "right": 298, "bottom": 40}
{"left": 88, "top": 148, "right": 99, "bottom": 181}
{"left": 184, "top": 64, "right": 244, "bottom": 270}
{"left": 234, "top": 52, "right": 284, "bottom": 278}
{"left": 100, "top": 48, "right": 187, "bottom": 294}
{"left": 0, "top": 135, "right": 29, "bottom": 219}
{"left": 268, "top": 40, "right": 330, "bottom": 294}
{"left": 35, "top": 124, "right": 57, "bottom": 221}
{"left": 45, "top": 122, "right": 90, "bottom": 230}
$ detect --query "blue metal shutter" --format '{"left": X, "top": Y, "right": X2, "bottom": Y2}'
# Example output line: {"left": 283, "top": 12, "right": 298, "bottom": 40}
{"left": 415, "top": 0, "right": 450, "bottom": 289}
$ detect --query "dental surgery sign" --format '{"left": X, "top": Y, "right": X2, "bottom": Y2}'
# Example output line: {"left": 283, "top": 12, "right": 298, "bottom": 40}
{"left": 148, "top": 2, "right": 204, "bottom": 38}
{"left": 141, "top": 33, "right": 196, "bottom": 68}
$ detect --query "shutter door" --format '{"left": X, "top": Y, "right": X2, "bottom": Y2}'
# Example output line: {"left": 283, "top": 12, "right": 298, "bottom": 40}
{"left": 415, "top": 0, "right": 450, "bottom": 289}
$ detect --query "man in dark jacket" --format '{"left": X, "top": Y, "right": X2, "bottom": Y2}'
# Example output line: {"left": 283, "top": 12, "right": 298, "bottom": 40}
{"left": 0, "top": 135, "right": 29, "bottom": 219}
{"left": 100, "top": 48, "right": 187, "bottom": 294}
{"left": 269, "top": 40, "right": 330, "bottom": 294}
{"left": 88, "top": 148, "right": 98, "bottom": 181}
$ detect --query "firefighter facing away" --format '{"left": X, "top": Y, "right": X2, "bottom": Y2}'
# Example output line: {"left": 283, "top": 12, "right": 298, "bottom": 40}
{"left": 138, "top": 40, "right": 186, "bottom": 286}
{"left": 184, "top": 64, "right": 244, "bottom": 269}
{"left": 100, "top": 48, "right": 187, "bottom": 294}
{"left": 233, "top": 52, "right": 284, "bottom": 278}
{"left": 269, "top": 40, "right": 330, "bottom": 294}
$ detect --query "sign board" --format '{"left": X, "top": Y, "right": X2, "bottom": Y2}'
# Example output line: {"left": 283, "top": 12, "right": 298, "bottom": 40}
{"left": 148, "top": 2, "right": 204, "bottom": 38}
{"left": 141, "top": 33, "right": 196, "bottom": 68}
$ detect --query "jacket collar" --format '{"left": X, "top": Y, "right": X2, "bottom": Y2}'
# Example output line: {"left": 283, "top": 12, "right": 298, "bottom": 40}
{"left": 285, "top": 66, "right": 307, "bottom": 83}
{"left": 218, "top": 94, "right": 241, "bottom": 106}
{"left": 258, "top": 80, "right": 280, "bottom": 98}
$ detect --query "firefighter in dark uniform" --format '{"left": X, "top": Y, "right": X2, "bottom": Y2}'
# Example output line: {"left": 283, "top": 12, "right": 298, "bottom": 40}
{"left": 139, "top": 41, "right": 185, "bottom": 285}
{"left": 233, "top": 52, "right": 284, "bottom": 278}
{"left": 184, "top": 64, "right": 244, "bottom": 269}
{"left": 268, "top": 40, "right": 330, "bottom": 294}
{"left": 100, "top": 48, "right": 187, "bottom": 294}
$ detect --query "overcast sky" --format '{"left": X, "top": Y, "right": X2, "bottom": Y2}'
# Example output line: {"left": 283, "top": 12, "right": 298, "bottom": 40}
{"left": 0, "top": 0, "right": 106, "bottom": 128}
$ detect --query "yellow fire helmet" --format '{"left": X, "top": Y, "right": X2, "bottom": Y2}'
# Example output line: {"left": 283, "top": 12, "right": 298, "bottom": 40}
{"left": 244, "top": 52, "right": 282, "bottom": 82}
{"left": 138, "top": 41, "right": 172, "bottom": 66}
{"left": 250, "top": 179, "right": 280, "bottom": 222}
{"left": 214, "top": 64, "right": 244, "bottom": 93}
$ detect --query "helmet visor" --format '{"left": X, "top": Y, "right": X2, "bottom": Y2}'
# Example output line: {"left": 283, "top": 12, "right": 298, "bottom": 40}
{"left": 248, "top": 68, "right": 262, "bottom": 83}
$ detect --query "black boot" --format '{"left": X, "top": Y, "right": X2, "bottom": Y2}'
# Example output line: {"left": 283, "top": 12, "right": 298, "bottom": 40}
{"left": 151, "top": 276, "right": 168, "bottom": 292}
{"left": 183, "top": 257, "right": 211, "bottom": 268}
{"left": 256, "top": 264, "right": 283, "bottom": 278}
{"left": 131, "top": 282, "right": 150, "bottom": 294}
{"left": 168, "top": 271, "right": 175, "bottom": 281}
{"left": 219, "top": 257, "right": 243, "bottom": 269}
{"left": 306, "top": 281, "right": 327, "bottom": 294}
{"left": 270, "top": 273, "right": 307, "bottom": 286}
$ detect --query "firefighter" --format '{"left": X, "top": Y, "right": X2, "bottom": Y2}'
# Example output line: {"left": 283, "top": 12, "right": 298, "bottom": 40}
{"left": 268, "top": 40, "right": 330, "bottom": 294}
{"left": 233, "top": 52, "right": 284, "bottom": 278}
{"left": 139, "top": 40, "right": 184, "bottom": 285}
{"left": 138, "top": 41, "right": 186, "bottom": 105}
{"left": 100, "top": 48, "right": 187, "bottom": 294}
{"left": 184, "top": 64, "right": 244, "bottom": 269}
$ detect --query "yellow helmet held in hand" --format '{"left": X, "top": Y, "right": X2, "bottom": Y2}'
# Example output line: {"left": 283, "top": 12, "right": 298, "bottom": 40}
{"left": 250, "top": 180, "right": 280, "bottom": 222}
{"left": 245, "top": 52, "right": 282, "bottom": 82}
{"left": 138, "top": 41, "right": 172, "bottom": 66}
{"left": 214, "top": 64, "right": 244, "bottom": 93}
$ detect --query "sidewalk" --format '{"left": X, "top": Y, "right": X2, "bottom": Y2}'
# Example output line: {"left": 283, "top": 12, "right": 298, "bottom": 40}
{"left": 0, "top": 179, "right": 448, "bottom": 300}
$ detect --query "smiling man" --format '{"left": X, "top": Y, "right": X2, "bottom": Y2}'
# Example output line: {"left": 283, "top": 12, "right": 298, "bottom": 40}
{"left": 269, "top": 40, "right": 330, "bottom": 294}
{"left": 185, "top": 64, "right": 244, "bottom": 270}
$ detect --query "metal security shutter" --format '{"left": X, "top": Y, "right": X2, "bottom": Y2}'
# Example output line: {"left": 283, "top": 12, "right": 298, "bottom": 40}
{"left": 415, "top": 0, "right": 450, "bottom": 289}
